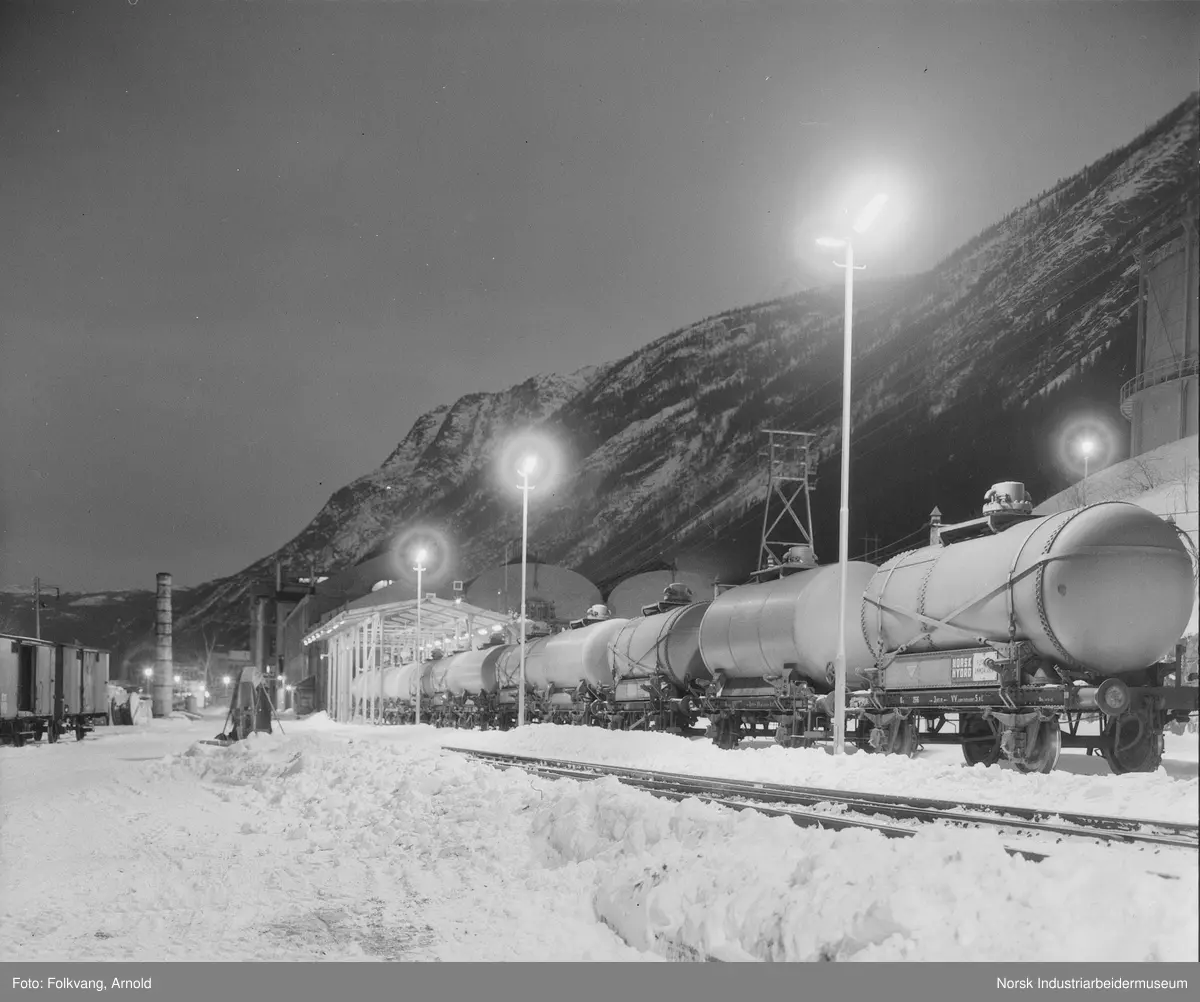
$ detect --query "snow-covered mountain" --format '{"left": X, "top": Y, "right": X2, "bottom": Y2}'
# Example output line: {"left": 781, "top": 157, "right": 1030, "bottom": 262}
{"left": 18, "top": 93, "right": 1198, "bottom": 664}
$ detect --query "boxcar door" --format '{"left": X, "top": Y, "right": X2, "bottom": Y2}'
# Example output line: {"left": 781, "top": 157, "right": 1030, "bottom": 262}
{"left": 17, "top": 644, "right": 35, "bottom": 712}
{"left": 82, "top": 652, "right": 95, "bottom": 714}
{"left": 54, "top": 645, "right": 65, "bottom": 719}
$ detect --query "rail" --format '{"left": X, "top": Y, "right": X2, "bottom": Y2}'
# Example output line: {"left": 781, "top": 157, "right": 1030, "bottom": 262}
{"left": 1120, "top": 355, "right": 1199, "bottom": 418}
{"left": 446, "top": 748, "right": 1198, "bottom": 875}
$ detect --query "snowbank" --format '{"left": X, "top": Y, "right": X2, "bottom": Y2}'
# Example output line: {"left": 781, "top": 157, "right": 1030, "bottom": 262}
{"left": 2, "top": 715, "right": 1195, "bottom": 963}
{"left": 434, "top": 722, "right": 1200, "bottom": 824}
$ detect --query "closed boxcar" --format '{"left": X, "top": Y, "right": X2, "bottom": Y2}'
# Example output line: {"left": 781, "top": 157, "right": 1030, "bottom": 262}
{"left": 1, "top": 634, "right": 112, "bottom": 745}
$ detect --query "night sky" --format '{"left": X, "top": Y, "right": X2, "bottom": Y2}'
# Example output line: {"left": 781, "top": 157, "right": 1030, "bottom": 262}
{"left": 1, "top": 1, "right": 1196, "bottom": 592}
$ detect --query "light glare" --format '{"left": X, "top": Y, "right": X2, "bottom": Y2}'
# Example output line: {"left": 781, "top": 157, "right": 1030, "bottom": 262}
{"left": 852, "top": 193, "right": 890, "bottom": 234}
{"left": 815, "top": 236, "right": 845, "bottom": 248}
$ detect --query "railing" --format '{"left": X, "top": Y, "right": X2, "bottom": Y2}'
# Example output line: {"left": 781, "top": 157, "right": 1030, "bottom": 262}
{"left": 1120, "top": 355, "right": 1199, "bottom": 418}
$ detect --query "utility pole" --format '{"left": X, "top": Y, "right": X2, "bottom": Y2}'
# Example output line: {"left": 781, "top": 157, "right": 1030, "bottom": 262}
{"left": 34, "top": 577, "right": 40, "bottom": 640}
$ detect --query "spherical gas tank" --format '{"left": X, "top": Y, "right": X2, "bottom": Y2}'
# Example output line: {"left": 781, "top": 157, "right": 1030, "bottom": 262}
{"left": 610, "top": 602, "right": 712, "bottom": 688}
{"left": 699, "top": 563, "right": 879, "bottom": 691}
{"left": 464, "top": 563, "right": 602, "bottom": 623}
{"left": 444, "top": 646, "right": 505, "bottom": 696}
{"left": 523, "top": 618, "right": 628, "bottom": 693}
{"left": 862, "top": 501, "right": 1194, "bottom": 676}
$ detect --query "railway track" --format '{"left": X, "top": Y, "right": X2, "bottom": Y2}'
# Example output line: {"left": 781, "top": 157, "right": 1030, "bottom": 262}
{"left": 446, "top": 747, "right": 1199, "bottom": 871}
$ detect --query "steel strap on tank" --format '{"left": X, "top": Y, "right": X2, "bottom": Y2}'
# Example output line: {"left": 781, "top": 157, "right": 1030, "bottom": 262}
{"left": 1004, "top": 515, "right": 1051, "bottom": 652}
{"left": 862, "top": 549, "right": 919, "bottom": 667}
{"left": 1033, "top": 508, "right": 1087, "bottom": 670}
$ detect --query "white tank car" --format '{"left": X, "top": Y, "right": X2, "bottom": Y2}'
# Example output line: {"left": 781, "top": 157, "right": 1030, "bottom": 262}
{"left": 610, "top": 602, "right": 711, "bottom": 690}
{"left": 390, "top": 661, "right": 437, "bottom": 703}
{"left": 522, "top": 618, "right": 628, "bottom": 698}
{"left": 698, "top": 562, "right": 880, "bottom": 691}
{"left": 862, "top": 501, "right": 1194, "bottom": 675}
{"left": 443, "top": 646, "right": 507, "bottom": 696}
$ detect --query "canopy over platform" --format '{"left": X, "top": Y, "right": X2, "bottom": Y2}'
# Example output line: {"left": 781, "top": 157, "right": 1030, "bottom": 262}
{"left": 302, "top": 586, "right": 516, "bottom": 723}
{"left": 302, "top": 590, "right": 513, "bottom": 649}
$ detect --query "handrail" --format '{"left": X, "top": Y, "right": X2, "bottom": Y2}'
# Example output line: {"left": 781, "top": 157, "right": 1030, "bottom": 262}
{"left": 1120, "top": 355, "right": 1199, "bottom": 417}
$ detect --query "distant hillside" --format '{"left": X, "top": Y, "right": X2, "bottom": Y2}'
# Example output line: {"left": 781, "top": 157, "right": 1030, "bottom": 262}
{"left": 38, "top": 93, "right": 1200, "bottom": 667}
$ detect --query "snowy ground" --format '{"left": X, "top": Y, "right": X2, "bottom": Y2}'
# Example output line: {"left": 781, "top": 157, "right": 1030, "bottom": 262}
{"left": 1, "top": 710, "right": 1196, "bottom": 963}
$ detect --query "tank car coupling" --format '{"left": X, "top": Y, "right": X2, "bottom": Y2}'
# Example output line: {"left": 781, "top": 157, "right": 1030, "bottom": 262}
{"left": 982, "top": 482, "right": 1033, "bottom": 516}
{"left": 1094, "top": 677, "right": 1132, "bottom": 718}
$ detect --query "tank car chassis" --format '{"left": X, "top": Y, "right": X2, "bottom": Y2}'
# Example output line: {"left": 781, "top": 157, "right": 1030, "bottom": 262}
{"left": 686, "top": 639, "right": 1197, "bottom": 775}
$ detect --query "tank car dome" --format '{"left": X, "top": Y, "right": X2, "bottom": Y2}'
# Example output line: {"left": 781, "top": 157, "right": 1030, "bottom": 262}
{"left": 464, "top": 563, "right": 602, "bottom": 626}
{"left": 606, "top": 570, "right": 713, "bottom": 618}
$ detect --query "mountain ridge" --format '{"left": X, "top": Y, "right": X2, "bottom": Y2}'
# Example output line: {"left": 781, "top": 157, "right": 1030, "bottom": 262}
{"left": 4, "top": 92, "right": 1195, "bottom": 671}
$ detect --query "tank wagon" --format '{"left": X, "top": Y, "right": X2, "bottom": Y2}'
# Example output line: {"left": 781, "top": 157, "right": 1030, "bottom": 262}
{"left": 359, "top": 483, "right": 1196, "bottom": 776}
{"left": 1, "top": 634, "right": 112, "bottom": 746}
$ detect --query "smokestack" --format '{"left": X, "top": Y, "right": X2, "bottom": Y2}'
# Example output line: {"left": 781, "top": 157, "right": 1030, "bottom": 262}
{"left": 154, "top": 572, "right": 173, "bottom": 717}
{"left": 929, "top": 507, "right": 943, "bottom": 547}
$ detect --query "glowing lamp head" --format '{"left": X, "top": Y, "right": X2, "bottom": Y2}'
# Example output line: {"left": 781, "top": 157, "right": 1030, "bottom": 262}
{"left": 173, "top": 675, "right": 181, "bottom": 684}
{"left": 815, "top": 236, "right": 846, "bottom": 249}
{"left": 222, "top": 675, "right": 231, "bottom": 685}
{"left": 143, "top": 667, "right": 152, "bottom": 678}
{"left": 414, "top": 547, "right": 428, "bottom": 566}
{"left": 518, "top": 453, "right": 539, "bottom": 478}
{"left": 1078, "top": 438, "right": 1097, "bottom": 459}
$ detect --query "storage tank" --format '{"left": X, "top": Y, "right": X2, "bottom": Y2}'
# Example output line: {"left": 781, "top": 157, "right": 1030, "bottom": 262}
{"left": 444, "top": 646, "right": 507, "bottom": 696}
{"left": 610, "top": 602, "right": 711, "bottom": 688}
{"left": 699, "top": 563, "right": 879, "bottom": 690}
{"left": 862, "top": 501, "right": 1194, "bottom": 676}
{"left": 464, "top": 562, "right": 602, "bottom": 624}
{"left": 522, "top": 618, "right": 628, "bottom": 694}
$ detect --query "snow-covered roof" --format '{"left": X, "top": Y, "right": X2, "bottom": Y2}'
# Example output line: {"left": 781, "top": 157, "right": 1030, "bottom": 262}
{"left": 301, "top": 593, "right": 512, "bottom": 647}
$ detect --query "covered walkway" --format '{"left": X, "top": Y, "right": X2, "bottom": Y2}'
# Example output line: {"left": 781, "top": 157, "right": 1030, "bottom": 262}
{"left": 302, "top": 585, "right": 513, "bottom": 722}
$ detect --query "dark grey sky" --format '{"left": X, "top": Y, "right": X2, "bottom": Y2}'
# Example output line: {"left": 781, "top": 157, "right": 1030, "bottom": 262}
{"left": 1, "top": 1, "right": 1197, "bottom": 592}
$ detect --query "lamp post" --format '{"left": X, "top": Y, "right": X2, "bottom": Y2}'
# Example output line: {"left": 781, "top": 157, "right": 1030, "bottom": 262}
{"left": 516, "top": 454, "right": 538, "bottom": 728}
{"left": 816, "top": 192, "right": 889, "bottom": 757}
{"left": 1078, "top": 437, "right": 1096, "bottom": 505}
{"left": 414, "top": 548, "right": 427, "bottom": 726}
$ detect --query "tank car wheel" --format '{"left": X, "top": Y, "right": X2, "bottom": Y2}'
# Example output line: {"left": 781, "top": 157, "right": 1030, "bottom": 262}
{"left": 75, "top": 723, "right": 87, "bottom": 741}
{"left": 1099, "top": 713, "right": 1164, "bottom": 775}
{"left": 11, "top": 729, "right": 25, "bottom": 748}
{"left": 47, "top": 720, "right": 60, "bottom": 744}
{"left": 1014, "top": 720, "right": 1062, "bottom": 775}
{"left": 960, "top": 716, "right": 1002, "bottom": 767}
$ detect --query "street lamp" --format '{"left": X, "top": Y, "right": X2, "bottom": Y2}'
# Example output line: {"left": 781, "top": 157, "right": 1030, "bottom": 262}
{"left": 516, "top": 453, "right": 539, "bottom": 728}
{"left": 816, "top": 191, "right": 889, "bottom": 758}
{"left": 142, "top": 666, "right": 152, "bottom": 692}
{"left": 1078, "top": 437, "right": 1096, "bottom": 505}
{"left": 413, "top": 547, "right": 427, "bottom": 726}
